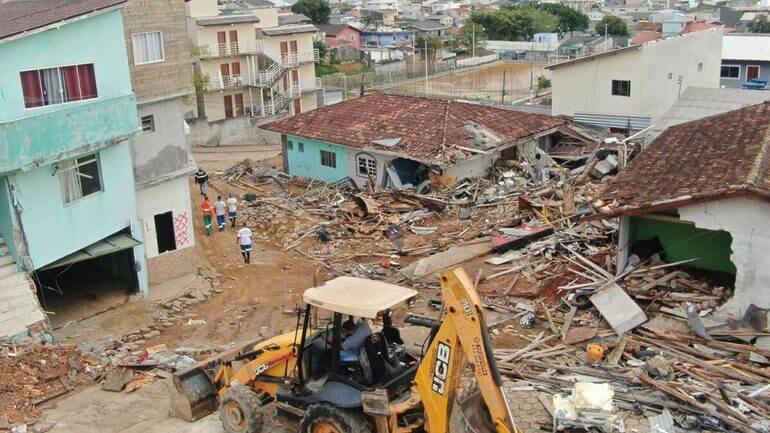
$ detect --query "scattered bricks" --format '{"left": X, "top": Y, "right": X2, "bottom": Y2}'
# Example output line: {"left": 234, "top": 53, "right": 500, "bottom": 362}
{"left": 173, "top": 347, "right": 211, "bottom": 357}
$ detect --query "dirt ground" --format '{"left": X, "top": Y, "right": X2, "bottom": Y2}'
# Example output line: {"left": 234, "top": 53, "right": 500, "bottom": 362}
{"left": 37, "top": 144, "right": 536, "bottom": 433}
{"left": 40, "top": 145, "right": 319, "bottom": 433}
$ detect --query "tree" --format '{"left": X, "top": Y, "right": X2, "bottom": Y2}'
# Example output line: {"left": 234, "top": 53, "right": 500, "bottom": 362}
{"left": 291, "top": 0, "right": 330, "bottom": 24}
{"left": 514, "top": 5, "right": 559, "bottom": 34}
{"left": 450, "top": 21, "right": 487, "bottom": 54}
{"left": 595, "top": 15, "right": 628, "bottom": 36}
{"left": 751, "top": 14, "right": 770, "bottom": 33}
{"left": 531, "top": 3, "right": 589, "bottom": 35}
{"left": 415, "top": 34, "right": 444, "bottom": 60}
{"left": 314, "top": 39, "right": 328, "bottom": 63}
{"left": 469, "top": 10, "right": 536, "bottom": 41}
{"left": 361, "top": 12, "right": 375, "bottom": 29}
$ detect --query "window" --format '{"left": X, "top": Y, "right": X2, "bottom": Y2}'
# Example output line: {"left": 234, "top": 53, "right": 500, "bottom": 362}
{"left": 132, "top": 32, "right": 164, "bottom": 64}
{"left": 350, "top": 35, "right": 356, "bottom": 41}
{"left": 667, "top": 72, "right": 673, "bottom": 79}
{"left": 320, "top": 150, "right": 336, "bottom": 168}
{"left": 59, "top": 155, "right": 102, "bottom": 204}
{"left": 697, "top": 62, "right": 703, "bottom": 72}
{"left": 141, "top": 115, "right": 155, "bottom": 132}
{"left": 611, "top": 80, "right": 631, "bottom": 97}
{"left": 298, "top": 142, "right": 304, "bottom": 152}
{"left": 357, "top": 154, "right": 377, "bottom": 177}
{"left": 287, "top": 140, "right": 294, "bottom": 151}
{"left": 20, "top": 64, "right": 97, "bottom": 108}
{"left": 720, "top": 65, "right": 740, "bottom": 79}
{"left": 747, "top": 65, "right": 761, "bottom": 81}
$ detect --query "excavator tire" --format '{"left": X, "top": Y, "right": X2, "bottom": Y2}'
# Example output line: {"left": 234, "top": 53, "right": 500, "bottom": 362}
{"left": 299, "top": 403, "right": 373, "bottom": 433}
{"left": 219, "top": 385, "right": 265, "bottom": 433}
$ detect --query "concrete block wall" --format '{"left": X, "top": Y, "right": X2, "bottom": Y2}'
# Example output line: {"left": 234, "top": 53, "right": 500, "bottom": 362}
{"left": 122, "top": 0, "right": 195, "bottom": 103}
{"left": 188, "top": 114, "right": 285, "bottom": 147}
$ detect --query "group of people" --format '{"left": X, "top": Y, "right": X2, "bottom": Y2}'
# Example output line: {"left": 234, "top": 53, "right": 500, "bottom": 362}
{"left": 196, "top": 167, "right": 253, "bottom": 264}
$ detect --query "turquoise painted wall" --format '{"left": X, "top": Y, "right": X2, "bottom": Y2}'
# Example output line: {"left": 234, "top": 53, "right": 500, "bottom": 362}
{"left": 6, "top": 142, "right": 148, "bottom": 290}
{"left": 0, "top": 177, "right": 19, "bottom": 260}
{"left": 0, "top": 10, "right": 137, "bottom": 174}
{"left": 629, "top": 216, "right": 736, "bottom": 275}
{"left": 286, "top": 135, "right": 349, "bottom": 183}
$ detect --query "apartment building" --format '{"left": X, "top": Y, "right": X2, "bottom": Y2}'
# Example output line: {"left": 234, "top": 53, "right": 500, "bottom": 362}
{"left": 186, "top": 0, "right": 320, "bottom": 122}
{"left": 0, "top": 0, "right": 147, "bottom": 336}
{"left": 122, "top": 0, "right": 198, "bottom": 285}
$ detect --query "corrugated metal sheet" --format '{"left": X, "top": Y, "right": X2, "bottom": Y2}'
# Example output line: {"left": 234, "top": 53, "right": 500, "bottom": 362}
{"left": 573, "top": 112, "right": 652, "bottom": 130}
{"left": 39, "top": 233, "right": 141, "bottom": 271}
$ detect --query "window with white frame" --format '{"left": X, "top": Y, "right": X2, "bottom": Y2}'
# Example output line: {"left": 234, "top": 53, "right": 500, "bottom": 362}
{"left": 132, "top": 32, "right": 165, "bottom": 64}
{"left": 59, "top": 155, "right": 102, "bottom": 204}
{"left": 356, "top": 154, "right": 377, "bottom": 177}
{"left": 720, "top": 65, "right": 740, "bottom": 79}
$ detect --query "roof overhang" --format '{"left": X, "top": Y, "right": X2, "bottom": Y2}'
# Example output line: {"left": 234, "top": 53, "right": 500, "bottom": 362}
{"left": 0, "top": 2, "right": 126, "bottom": 46}
{"left": 584, "top": 187, "right": 770, "bottom": 221}
{"left": 38, "top": 233, "right": 142, "bottom": 271}
{"left": 303, "top": 277, "right": 417, "bottom": 318}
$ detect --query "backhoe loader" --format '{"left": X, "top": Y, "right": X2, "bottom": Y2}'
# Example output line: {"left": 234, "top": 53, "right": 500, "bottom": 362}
{"left": 170, "top": 267, "right": 518, "bottom": 433}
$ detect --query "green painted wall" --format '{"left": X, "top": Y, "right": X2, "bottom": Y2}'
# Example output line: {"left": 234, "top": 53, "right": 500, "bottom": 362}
{"left": 629, "top": 216, "right": 736, "bottom": 275}
{"left": 285, "top": 135, "right": 349, "bottom": 183}
{"left": 0, "top": 177, "right": 19, "bottom": 260}
{"left": 0, "top": 10, "right": 137, "bottom": 174}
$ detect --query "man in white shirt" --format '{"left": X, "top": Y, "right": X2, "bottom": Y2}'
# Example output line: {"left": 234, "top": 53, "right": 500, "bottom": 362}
{"left": 226, "top": 193, "right": 238, "bottom": 228}
{"left": 214, "top": 196, "right": 227, "bottom": 231}
{"left": 237, "top": 222, "right": 253, "bottom": 264}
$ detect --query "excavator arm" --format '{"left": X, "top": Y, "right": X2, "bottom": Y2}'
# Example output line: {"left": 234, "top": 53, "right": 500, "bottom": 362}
{"left": 413, "top": 267, "right": 517, "bottom": 433}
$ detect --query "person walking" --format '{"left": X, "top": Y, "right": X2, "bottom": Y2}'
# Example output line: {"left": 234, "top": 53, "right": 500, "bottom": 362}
{"left": 226, "top": 193, "right": 238, "bottom": 228}
{"left": 194, "top": 168, "right": 209, "bottom": 196}
{"left": 237, "top": 222, "right": 252, "bottom": 264}
{"left": 214, "top": 195, "right": 227, "bottom": 231}
{"left": 200, "top": 196, "right": 215, "bottom": 235}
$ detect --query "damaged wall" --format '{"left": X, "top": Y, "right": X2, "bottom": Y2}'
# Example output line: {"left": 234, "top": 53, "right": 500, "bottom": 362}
{"left": 133, "top": 98, "right": 194, "bottom": 186}
{"left": 677, "top": 196, "right": 770, "bottom": 316}
{"left": 188, "top": 115, "right": 284, "bottom": 148}
{"left": 136, "top": 176, "right": 196, "bottom": 264}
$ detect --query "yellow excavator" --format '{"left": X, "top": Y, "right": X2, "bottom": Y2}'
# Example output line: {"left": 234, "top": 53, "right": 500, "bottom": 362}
{"left": 170, "top": 267, "right": 518, "bottom": 433}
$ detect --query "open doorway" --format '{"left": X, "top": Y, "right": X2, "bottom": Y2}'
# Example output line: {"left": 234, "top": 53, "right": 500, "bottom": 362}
{"left": 154, "top": 211, "right": 177, "bottom": 254}
{"left": 33, "top": 233, "right": 140, "bottom": 328}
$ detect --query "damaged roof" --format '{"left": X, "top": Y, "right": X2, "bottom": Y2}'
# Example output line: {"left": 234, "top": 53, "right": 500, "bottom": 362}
{"left": 261, "top": 93, "right": 568, "bottom": 165}
{"left": 599, "top": 102, "right": 770, "bottom": 217}
{"left": 0, "top": 0, "right": 126, "bottom": 41}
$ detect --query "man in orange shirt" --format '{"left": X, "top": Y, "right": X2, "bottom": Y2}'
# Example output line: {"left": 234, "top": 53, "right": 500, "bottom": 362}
{"left": 201, "top": 196, "right": 215, "bottom": 235}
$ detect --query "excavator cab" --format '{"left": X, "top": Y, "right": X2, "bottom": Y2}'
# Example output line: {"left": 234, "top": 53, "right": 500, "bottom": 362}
{"left": 171, "top": 269, "right": 517, "bottom": 433}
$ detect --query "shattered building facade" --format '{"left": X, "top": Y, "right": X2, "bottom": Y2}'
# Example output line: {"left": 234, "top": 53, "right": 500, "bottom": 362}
{"left": 596, "top": 102, "right": 770, "bottom": 316}
{"left": 0, "top": 0, "right": 148, "bottom": 337}
{"left": 122, "top": 0, "right": 198, "bottom": 285}
{"left": 262, "top": 93, "right": 595, "bottom": 189}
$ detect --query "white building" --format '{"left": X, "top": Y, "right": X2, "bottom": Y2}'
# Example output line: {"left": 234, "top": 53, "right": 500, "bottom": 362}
{"left": 547, "top": 28, "right": 722, "bottom": 129}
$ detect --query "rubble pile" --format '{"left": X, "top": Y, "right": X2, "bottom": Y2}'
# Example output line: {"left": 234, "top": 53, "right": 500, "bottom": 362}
{"left": 0, "top": 345, "right": 102, "bottom": 424}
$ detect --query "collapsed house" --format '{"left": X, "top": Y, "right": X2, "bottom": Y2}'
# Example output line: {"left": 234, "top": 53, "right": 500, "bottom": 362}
{"left": 593, "top": 101, "right": 770, "bottom": 317}
{"left": 261, "top": 93, "right": 596, "bottom": 189}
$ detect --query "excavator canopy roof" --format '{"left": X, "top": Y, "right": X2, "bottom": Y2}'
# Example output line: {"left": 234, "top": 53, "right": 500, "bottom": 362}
{"left": 303, "top": 276, "right": 418, "bottom": 319}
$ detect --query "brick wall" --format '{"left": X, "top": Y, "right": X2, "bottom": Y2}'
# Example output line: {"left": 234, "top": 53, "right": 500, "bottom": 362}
{"left": 122, "top": 0, "right": 194, "bottom": 102}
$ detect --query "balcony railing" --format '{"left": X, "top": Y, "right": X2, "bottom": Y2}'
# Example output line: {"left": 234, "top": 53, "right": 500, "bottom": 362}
{"left": 0, "top": 94, "right": 138, "bottom": 174}
{"left": 200, "top": 40, "right": 319, "bottom": 65}
{"left": 209, "top": 74, "right": 245, "bottom": 90}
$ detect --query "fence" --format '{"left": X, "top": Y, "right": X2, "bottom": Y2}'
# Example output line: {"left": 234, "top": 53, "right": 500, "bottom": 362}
{"left": 456, "top": 53, "right": 499, "bottom": 68}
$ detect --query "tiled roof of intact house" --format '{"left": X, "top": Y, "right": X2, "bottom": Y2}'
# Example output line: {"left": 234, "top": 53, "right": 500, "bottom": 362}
{"left": 630, "top": 31, "right": 663, "bottom": 45}
{"left": 261, "top": 93, "right": 568, "bottom": 165}
{"left": 0, "top": 0, "right": 126, "bottom": 41}
{"left": 598, "top": 102, "right": 770, "bottom": 217}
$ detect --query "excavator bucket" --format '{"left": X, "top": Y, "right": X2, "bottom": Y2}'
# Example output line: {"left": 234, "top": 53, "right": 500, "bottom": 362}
{"left": 169, "top": 365, "right": 219, "bottom": 421}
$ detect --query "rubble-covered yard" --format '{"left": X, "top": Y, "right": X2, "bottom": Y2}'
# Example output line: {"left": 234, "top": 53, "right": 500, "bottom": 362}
{"left": 2, "top": 143, "right": 768, "bottom": 433}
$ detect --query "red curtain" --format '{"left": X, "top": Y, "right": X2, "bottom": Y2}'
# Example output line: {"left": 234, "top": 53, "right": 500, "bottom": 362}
{"left": 77, "top": 64, "right": 97, "bottom": 99}
{"left": 20, "top": 70, "right": 43, "bottom": 108}
{"left": 62, "top": 66, "right": 82, "bottom": 102}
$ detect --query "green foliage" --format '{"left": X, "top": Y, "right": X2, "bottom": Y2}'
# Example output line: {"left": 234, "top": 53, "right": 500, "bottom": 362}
{"left": 193, "top": 72, "right": 211, "bottom": 91}
{"left": 595, "top": 15, "right": 629, "bottom": 36}
{"left": 290, "top": 0, "right": 330, "bottom": 24}
{"left": 751, "top": 15, "right": 770, "bottom": 33}
{"left": 537, "top": 75, "right": 551, "bottom": 90}
{"left": 516, "top": 5, "right": 559, "bottom": 34}
{"left": 362, "top": 12, "right": 375, "bottom": 29}
{"left": 530, "top": 3, "right": 589, "bottom": 34}
{"left": 314, "top": 39, "right": 329, "bottom": 62}
{"left": 468, "top": 10, "right": 535, "bottom": 41}
{"left": 450, "top": 21, "right": 487, "bottom": 54}
{"left": 189, "top": 43, "right": 211, "bottom": 58}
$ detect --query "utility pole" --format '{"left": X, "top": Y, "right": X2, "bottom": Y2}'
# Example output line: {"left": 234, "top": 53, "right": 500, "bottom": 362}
{"left": 424, "top": 37, "right": 429, "bottom": 95}
{"left": 472, "top": 23, "right": 476, "bottom": 58}
{"left": 501, "top": 70, "right": 506, "bottom": 104}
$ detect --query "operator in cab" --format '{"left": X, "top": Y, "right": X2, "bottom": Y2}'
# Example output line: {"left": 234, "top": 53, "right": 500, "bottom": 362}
{"left": 340, "top": 318, "right": 372, "bottom": 358}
